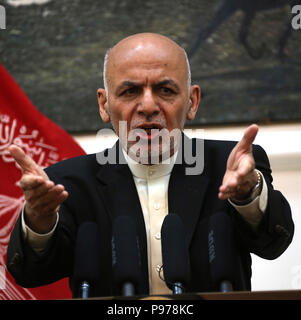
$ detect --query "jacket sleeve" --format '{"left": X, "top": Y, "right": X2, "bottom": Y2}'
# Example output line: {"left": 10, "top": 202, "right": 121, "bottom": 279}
{"left": 229, "top": 144, "right": 294, "bottom": 260}
{"left": 6, "top": 174, "right": 77, "bottom": 288}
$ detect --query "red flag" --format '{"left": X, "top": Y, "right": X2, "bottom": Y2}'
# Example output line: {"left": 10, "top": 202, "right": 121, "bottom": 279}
{"left": 0, "top": 63, "right": 86, "bottom": 299}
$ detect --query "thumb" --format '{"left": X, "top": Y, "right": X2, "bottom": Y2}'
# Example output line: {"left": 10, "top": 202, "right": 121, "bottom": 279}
{"left": 8, "top": 144, "right": 45, "bottom": 176}
{"left": 236, "top": 124, "right": 259, "bottom": 153}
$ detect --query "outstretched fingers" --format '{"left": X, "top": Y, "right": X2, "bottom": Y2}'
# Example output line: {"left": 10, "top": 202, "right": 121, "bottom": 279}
{"left": 235, "top": 124, "right": 258, "bottom": 154}
{"left": 9, "top": 145, "right": 40, "bottom": 173}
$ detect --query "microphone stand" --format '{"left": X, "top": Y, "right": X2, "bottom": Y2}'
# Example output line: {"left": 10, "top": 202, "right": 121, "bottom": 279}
{"left": 122, "top": 282, "right": 135, "bottom": 297}
{"left": 80, "top": 281, "right": 90, "bottom": 298}
{"left": 173, "top": 282, "right": 184, "bottom": 295}
{"left": 220, "top": 280, "right": 233, "bottom": 293}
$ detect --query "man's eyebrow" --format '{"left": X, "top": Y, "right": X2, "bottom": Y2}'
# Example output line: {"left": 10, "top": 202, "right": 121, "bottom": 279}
{"left": 116, "top": 81, "right": 140, "bottom": 92}
{"left": 116, "top": 79, "right": 180, "bottom": 92}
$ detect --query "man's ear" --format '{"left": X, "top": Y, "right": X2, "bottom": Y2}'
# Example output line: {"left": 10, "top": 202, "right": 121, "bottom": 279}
{"left": 186, "top": 85, "right": 201, "bottom": 121}
{"left": 97, "top": 88, "right": 110, "bottom": 123}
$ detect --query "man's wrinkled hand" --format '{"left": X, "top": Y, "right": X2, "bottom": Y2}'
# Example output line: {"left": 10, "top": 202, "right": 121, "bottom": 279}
{"left": 218, "top": 124, "right": 259, "bottom": 201}
{"left": 8, "top": 144, "right": 68, "bottom": 233}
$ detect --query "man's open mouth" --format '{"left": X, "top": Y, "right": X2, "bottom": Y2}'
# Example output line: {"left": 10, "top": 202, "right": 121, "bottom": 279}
{"left": 133, "top": 123, "right": 164, "bottom": 140}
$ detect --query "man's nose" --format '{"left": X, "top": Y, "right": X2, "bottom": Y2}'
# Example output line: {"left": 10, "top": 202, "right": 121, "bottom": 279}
{"left": 137, "top": 89, "right": 160, "bottom": 117}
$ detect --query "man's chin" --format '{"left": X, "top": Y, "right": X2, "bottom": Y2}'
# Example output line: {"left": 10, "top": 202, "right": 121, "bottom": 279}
{"left": 126, "top": 143, "right": 177, "bottom": 165}
{"left": 120, "top": 129, "right": 181, "bottom": 164}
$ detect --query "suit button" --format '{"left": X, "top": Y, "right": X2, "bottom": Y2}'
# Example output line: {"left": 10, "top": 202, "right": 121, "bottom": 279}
{"left": 154, "top": 232, "right": 161, "bottom": 240}
{"left": 154, "top": 203, "right": 160, "bottom": 210}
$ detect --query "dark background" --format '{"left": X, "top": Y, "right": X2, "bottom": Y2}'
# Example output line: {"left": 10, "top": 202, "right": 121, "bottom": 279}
{"left": 0, "top": 0, "right": 300, "bottom": 133}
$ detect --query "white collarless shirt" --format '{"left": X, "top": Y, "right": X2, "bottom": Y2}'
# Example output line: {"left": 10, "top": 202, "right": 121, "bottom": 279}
{"left": 123, "top": 150, "right": 178, "bottom": 295}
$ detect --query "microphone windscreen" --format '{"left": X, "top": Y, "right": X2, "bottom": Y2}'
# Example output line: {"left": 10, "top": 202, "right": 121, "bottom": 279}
{"left": 112, "top": 216, "right": 141, "bottom": 287}
{"left": 161, "top": 214, "right": 190, "bottom": 288}
{"left": 73, "top": 221, "right": 101, "bottom": 283}
{"left": 208, "top": 211, "right": 236, "bottom": 288}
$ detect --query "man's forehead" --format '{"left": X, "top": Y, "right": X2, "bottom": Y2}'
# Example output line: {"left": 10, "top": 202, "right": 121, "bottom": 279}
{"left": 106, "top": 35, "right": 187, "bottom": 83}
{"left": 108, "top": 34, "right": 186, "bottom": 69}
{"left": 109, "top": 58, "right": 186, "bottom": 90}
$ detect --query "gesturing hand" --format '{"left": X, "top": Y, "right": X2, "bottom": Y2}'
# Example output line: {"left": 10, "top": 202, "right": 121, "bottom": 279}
{"left": 8, "top": 145, "right": 68, "bottom": 234}
{"left": 218, "top": 124, "right": 259, "bottom": 201}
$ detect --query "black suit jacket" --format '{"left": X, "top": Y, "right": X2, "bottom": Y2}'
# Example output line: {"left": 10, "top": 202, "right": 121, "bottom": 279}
{"left": 7, "top": 135, "right": 294, "bottom": 297}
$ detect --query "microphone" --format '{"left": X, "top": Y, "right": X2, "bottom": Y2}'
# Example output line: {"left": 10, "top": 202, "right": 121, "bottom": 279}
{"left": 112, "top": 216, "right": 141, "bottom": 296}
{"left": 161, "top": 214, "right": 190, "bottom": 294}
{"left": 73, "top": 221, "right": 101, "bottom": 298}
{"left": 208, "top": 211, "right": 237, "bottom": 292}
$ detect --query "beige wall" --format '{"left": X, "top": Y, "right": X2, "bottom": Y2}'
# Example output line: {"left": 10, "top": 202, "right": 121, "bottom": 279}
{"left": 73, "top": 122, "right": 301, "bottom": 291}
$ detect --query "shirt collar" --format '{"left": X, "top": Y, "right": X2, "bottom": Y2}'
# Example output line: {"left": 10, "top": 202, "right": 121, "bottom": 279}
{"left": 122, "top": 149, "right": 177, "bottom": 180}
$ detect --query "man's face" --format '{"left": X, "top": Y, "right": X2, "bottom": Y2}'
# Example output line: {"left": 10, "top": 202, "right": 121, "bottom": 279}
{"left": 98, "top": 34, "right": 200, "bottom": 162}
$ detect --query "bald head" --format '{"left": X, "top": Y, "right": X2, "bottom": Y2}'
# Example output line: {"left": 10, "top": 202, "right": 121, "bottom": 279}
{"left": 102, "top": 33, "right": 191, "bottom": 95}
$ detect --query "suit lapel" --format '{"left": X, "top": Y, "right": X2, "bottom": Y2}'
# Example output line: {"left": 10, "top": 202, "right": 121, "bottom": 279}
{"left": 168, "top": 134, "right": 209, "bottom": 248}
{"left": 95, "top": 141, "right": 144, "bottom": 225}
{"left": 96, "top": 162, "right": 144, "bottom": 226}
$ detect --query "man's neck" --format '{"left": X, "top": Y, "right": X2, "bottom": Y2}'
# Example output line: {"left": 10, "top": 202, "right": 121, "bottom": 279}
{"left": 122, "top": 148, "right": 178, "bottom": 180}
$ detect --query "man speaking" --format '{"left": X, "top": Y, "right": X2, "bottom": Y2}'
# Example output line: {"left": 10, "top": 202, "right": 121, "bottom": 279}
{"left": 6, "top": 33, "right": 294, "bottom": 297}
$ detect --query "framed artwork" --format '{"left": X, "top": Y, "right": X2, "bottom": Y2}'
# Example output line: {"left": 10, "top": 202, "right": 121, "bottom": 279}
{"left": 1, "top": 0, "right": 300, "bottom": 132}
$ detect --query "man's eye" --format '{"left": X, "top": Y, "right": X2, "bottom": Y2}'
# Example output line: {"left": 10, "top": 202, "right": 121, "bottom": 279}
{"left": 122, "top": 87, "right": 138, "bottom": 96}
{"left": 159, "top": 87, "right": 174, "bottom": 94}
